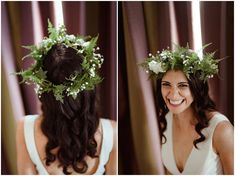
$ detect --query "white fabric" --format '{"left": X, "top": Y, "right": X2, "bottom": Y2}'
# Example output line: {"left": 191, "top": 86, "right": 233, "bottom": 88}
{"left": 162, "top": 112, "right": 229, "bottom": 175}
{"left": 24, "top": 115, "right": 48, "bottom": 174}
{"left": 24, "top": 115, "right": 113, "bottom": 175}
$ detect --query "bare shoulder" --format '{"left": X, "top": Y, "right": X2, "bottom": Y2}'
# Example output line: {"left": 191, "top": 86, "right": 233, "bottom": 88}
{"left": 16, "top": 116, "right": 37, "bottom": 174}
{"left": 103, "top": 118, "right": 116, "bottom": 129}
{"left": 109, "top": 119, "right": 117, "bottom": 139}
{"left": 214, "top": 120, "right": 233, "bottom": 138}
{"left": 213, "top": 119, "right": 234, "bottom": 152}
{"left": 213, "top": 118, "right": 234, "bottom": 174}
{"left": 110, "top": 119, "right": 117, "bottom": 129}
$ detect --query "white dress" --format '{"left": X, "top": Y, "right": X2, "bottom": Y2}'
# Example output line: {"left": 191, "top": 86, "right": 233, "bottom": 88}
{"left": 162, "top": 112, "right": 229, "bottom": 174}
{"left": 24, "top": 115, "right": 114, "bottom": 175}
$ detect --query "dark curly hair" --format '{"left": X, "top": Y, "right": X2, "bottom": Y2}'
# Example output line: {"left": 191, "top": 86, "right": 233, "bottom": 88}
{"left": 156, "top": 70, "right": 216, "bottom": 148}
{"left": 39, "top": 43, "right": 99, "bottom": 174}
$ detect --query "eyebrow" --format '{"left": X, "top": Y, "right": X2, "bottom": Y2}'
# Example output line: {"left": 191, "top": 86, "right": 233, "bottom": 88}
{"left": 161, "top": 81, "right": 189, "bottom": 84}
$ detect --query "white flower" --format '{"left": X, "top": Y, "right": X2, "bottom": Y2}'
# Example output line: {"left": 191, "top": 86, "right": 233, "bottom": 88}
{"left": 148, "top": 60, "right": 164, "bottom": 74}
{"left": 57, "top": 36, "right": 63, "bottom": 42}
{"left": 183, "top": 60, "right": 188, "bottom": 65}
{"left": 66, "top": 35, "right": 75, "bottom": 41}
{"left": 89, "top": 68, "right": 95, "bottom": 77}
{"left": 34, "top": 85, "right": 41, "bottom": 94}
{"left": 83, "top": 41, "right": 90, "bottom": 47}
{"left": 76, "top": 38, "right": 85, "bottom": 44}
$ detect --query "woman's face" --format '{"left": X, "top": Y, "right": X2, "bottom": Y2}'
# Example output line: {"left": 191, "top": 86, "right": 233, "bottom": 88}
{"left": 161, "top": 70, "right": 194, "bottom": 114}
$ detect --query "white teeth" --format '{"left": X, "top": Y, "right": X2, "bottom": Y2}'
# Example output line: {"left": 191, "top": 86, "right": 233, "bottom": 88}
{"left": 169, "top": 99, "right": 183, "bottom": 105}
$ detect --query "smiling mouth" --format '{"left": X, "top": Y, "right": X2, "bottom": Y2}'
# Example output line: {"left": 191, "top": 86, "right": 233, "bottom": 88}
{"left": 168, "top": 99, "right": 185, "bottom": 106}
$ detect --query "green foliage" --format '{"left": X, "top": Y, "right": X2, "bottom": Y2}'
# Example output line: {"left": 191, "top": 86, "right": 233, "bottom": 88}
{"left": 16, "top": 20, "right": 104, "bottom": 103}
{"left": 141, "top": 44, "right": 219, "bottom": 82}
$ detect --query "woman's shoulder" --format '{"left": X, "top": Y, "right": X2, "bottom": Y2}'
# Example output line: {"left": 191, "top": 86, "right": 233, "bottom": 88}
{"left": 100, "top": 118, "right": 116, "bottom": 129}
{"left": 99, "top": 118, "right": 117, "bottom": 145}
{"left": 212, "top": 118, "right": 233, "bottom": 162}
{"left": 212, "top": 112, "right": 233, "bottom": 138}
{"left": 99, "top": 118, "right": 117, "bottom": 174}
{"left": 206, "top": 111, "right": 233, "bottom": 138}
{"left": 17, "top": 114, "right": 40, "bottom": 123}
{"left": 16, "top": 114, "right": 41, "bottom": 138}
{"left": 16, "top": 115, "right": 38, "bottom": 174}
{"left": 210, "top": 112, "right": 233, "bottom": 151}
{"left": 207, "top": 111, "right": 229, "bottom": 123}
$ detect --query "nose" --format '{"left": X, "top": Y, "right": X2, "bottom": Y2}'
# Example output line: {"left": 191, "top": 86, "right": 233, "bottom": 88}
{"left": 169, "top": 86, "right": 180, "bottom": 99}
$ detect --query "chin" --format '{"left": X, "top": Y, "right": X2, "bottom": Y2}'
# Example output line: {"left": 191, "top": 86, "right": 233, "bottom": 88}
{"left": 168, "top": 108, "right": 185, "bottom": 114}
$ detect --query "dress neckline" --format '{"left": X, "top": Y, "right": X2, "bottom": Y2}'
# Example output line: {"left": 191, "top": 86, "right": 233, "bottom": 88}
{"left": 163, "top": 112, "right": 227, "bottom": 174}
{"left": 169, "top": 112, "right": 196, "bottom": 174}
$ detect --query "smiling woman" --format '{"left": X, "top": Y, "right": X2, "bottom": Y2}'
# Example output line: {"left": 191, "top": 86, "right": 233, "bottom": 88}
{"left": 161, "top": 70, "right": 194, "bottom": 115}
{"left": 141, "top": 45, "right": 234, "bottom": 174}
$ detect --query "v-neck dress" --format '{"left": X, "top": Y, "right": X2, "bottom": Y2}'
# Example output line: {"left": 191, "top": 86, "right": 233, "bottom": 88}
{"left": 24, "top": 115, "right": 114, "bottom": 175}
{"left": 162, "top": 112, "right": 228, "bottom": 174}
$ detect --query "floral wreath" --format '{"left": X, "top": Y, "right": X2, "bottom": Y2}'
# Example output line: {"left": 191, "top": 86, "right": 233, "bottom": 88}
{"left": 140, "top": 44, "right": 219, "bottom": 82}
{"left": 16, "top": 20, "right": 104, "bottom": 102}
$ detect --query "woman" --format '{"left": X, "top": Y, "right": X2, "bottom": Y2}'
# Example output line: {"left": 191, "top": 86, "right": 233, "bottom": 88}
{"left": 16, "top": 21, "right": 116, "bottom": 175}
{"left": 141, "top": 45, "right": 233, "bottom": 174}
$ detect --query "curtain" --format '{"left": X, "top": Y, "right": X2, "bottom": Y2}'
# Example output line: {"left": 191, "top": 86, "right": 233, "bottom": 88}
{"left": 201, "top": 2, "right": 234, "bottom": 123}
{"left": 118, "top": 1, "right": 233, "bottom": 174}
{"left": 1, "top": 1, "right": 116, "bottom": 174}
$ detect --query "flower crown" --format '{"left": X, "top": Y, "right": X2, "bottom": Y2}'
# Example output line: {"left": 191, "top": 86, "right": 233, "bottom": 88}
{"left": 141, "top": 44, "right": 219, "bottom": 82}
{"left": 16, "top": 20, "right": 104, "bottom": 102}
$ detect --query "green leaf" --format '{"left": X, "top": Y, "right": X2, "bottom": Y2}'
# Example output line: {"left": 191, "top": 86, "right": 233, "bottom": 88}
{"left": 15, "top": 19, "right": 104, "bottom": 102}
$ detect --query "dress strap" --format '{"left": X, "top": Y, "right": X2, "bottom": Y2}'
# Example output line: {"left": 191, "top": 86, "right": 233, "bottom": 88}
{"left": 24, "top": 115, "right": 49, "bottom": 175}
{"left": 207, "top": 113, "right": 229, "bottom": 137}
{"left": 95, "top": 118, "right": 113, "bottom": 174}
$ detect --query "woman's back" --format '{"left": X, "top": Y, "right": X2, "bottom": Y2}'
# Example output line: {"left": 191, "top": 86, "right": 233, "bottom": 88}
{"left": 16, "top": 22, "right": 116, "bottom": 175}
{"left": 34, "top": 115, "right": 102, "bottom": 175}
{"left": 17, "top": 115, "right": 116, "bottom": 175}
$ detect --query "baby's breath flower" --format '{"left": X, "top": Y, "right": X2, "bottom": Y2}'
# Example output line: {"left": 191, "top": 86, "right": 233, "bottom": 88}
{"left": 15, "top": 19, "right": 104, "bottom": 103}
{"left": 140, "top": 44, "right": 219, "bottom": 82}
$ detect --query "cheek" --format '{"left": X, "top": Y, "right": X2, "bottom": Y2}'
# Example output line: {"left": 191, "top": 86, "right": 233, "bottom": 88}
{"left": 161, "top": 88, "right": 169, "bottom": 104}
{"left": 182, "top": 90, "right": 194, "bottom": 102}
{"left": 161, "top": 88, "right": 168, "bottom": 98}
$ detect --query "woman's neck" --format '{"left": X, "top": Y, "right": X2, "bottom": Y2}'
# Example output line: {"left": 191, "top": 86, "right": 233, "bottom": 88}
{"left": 173, "top": 107, "right": 197, "bottom": 130}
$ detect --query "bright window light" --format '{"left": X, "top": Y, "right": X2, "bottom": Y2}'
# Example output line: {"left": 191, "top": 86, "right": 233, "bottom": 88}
{"left": 53, "top": 0, "right": 64, "bottom": 29}
{"left": 192, "top": 1, "right": 203, "bottom": 59}
{"left": 169, "top": 1, "right": 179, "bottom": 49}
{"left": 32, "top": 1, "right": 43, "bottom": 43}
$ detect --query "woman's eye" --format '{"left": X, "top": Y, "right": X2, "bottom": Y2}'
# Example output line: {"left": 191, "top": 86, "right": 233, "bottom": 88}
{"left": 162, "top": 83, "right": 170, "bottom": 87}
{"left": 178, "top": 84, "right": 188, "bottom": 88}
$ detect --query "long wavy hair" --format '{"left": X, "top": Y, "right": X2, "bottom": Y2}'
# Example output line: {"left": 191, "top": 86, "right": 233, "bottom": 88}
{"left": 156, "top": 70, "right": 216, "bottom": 148}
{"left": 39, "top": 43, "right": 99, "bottom": 174}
